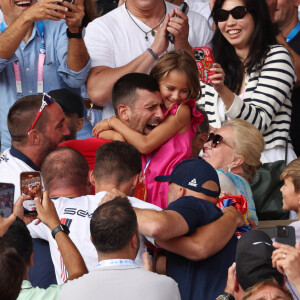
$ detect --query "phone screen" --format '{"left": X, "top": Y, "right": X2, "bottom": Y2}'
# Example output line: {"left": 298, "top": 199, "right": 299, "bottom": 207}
{"left": 0, "top": 183, "right": 15, "bottom": 218}
{"left": 20, "top": 172, "right": 42, "bottom": 215}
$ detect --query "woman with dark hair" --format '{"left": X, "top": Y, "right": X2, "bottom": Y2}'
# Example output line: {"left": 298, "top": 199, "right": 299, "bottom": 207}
{"left": 199, "top": 0, "right": 297, "bottom": 163}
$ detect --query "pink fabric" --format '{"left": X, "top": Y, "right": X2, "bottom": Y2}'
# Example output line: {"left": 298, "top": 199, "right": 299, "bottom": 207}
{"left": 142, "top": 99, "right": 204, "bottom": 209}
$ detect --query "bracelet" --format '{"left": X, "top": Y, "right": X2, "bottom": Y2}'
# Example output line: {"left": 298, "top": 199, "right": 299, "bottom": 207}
{"left": 147, "top": 48, "right": 159, "bottom": 61}
{"left": 107, "top": 117, "right": 111, "bottom": 129}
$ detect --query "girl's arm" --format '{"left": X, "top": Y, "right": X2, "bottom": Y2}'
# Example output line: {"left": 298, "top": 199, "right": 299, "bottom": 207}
{"left": 94, "top": 104, "right": 191, "bottom": 154}
{"left": 98, "top": 130, "right": 126, "bottom": 142}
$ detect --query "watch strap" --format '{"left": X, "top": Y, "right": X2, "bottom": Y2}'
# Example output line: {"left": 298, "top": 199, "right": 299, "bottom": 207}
{"left": 216, "top": 292, "right": 235, "bottom": 300}
{"left": 66, "top": 28, "right": 82, "bottom": 39}
{"left": 51, "top": 224, "right": 70, "bottom": 239}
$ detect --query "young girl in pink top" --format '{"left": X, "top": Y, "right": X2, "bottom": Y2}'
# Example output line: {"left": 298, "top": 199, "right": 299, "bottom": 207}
{"left": 93, "top": 50, "right": 203, "bottom": 208}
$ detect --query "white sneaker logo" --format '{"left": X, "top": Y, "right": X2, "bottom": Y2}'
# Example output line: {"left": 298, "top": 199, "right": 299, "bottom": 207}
{"left": 188, "top": 178, "right": 197, "bottom": 187}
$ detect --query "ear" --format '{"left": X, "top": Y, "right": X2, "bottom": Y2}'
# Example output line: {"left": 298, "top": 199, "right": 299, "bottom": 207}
{"left": 132, "top": 173, "right": 139, "bottom": 188}
{"left": 231, "top": 154, "right": 244, "bottom": 169}
{"left": 28, "top": 130, "right": 41, "bottom": 145}
{"left": 76, "top": 118, "right": 84, "bottom": 132}
{"left": 130, "top": 233, "right": 138, "bottom": 249}
{"left": 118, "top": 104, "right": 130, "bottom": 122}
{"left": 89, "top": 169, "right": 95, "bottom": 187}
{"left": 178, "top": 186, "right": 185, "bottom": 198}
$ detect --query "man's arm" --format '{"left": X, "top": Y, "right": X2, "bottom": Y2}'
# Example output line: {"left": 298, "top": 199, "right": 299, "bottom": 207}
{"left": 134, "top": 208, "right": 189, "bottom": 240}
{"left": 0, "top": 0, "right": 67, "bottom": 59}
{"left": 63, "top": 0, "right": 89, "bottom": 72}
{"left": 277, "top": 32, "right": 300, "bottom": 87}
{"left": 85, "top": 15, "right": 170, "bottom": 106}
{"left": 155, "top": 206, "right": 244, "bottom": 261}
{"left": 34, "top": 192, "right": 88, "bottom": 281}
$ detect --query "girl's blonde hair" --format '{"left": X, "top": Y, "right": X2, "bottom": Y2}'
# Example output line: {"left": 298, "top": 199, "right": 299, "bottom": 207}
{"left": 150, "top": 50, "right": 201, "bottom": 101}
{"left": 222, "top": 119, "right": 265, "bottom": 182}
{"left": 281, "top": 158, "right": 300, "bottom": 192}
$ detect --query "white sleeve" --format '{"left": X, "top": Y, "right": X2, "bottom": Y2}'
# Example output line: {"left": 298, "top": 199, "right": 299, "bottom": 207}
{"left": 27, "top": 221, "right": 50, "bottom": 240}
{"left": 84, "top": 20, "right": 115, "bottom": 68}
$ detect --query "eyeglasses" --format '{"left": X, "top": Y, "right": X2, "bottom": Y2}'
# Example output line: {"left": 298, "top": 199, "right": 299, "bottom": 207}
{"left": 207, "top": 132, "right": 233, "bottom": 149}
{"left": 214, "top": 6, "right": 249, "bottom": 22}
{"left": 28, "top": 93, "right": 54, "bottom": 134}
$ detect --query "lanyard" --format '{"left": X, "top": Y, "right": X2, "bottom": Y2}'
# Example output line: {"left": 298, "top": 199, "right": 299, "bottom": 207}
{"left": 286, "top": 21, "right": 300, "bottom": 43}
{"left": 0, "top": 20, "right": 46, "bottom": 96}
{"left": 96, "top": 259, "right": 137, "bottom": 268}
{"left": 142, "top": 154, "right": 152, "bottom": 181}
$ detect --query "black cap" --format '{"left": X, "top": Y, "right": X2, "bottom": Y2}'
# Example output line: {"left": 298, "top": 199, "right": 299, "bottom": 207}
{"left": 48, "top": 88, "right": 84, "bottom": 118}
{"left": 236, "top": 230, "right": 284, "bottom": 291}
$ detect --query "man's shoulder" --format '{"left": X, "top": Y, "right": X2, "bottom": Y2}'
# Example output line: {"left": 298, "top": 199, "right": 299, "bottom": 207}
{"left": 128, "top": 196, "right": 162, "bottom": 211}
{"left": 87, "top": 5, "right": 124, "bottom": 27}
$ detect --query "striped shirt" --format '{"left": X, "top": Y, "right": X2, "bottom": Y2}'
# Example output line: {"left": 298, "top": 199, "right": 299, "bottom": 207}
{"left": 198, "top": 45, "right": 296, "bottom": 150}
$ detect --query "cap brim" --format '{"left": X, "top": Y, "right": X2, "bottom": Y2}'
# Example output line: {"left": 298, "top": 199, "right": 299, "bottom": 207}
{"left": 155, "top": 175, "right": 171, "bottom": 182}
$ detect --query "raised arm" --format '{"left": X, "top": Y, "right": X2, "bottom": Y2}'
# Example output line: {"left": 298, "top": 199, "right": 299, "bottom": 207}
{"left": 93, "top": 104, "right": 191, "bottom": 154}
{"left": 134, "top": 208, "right": 189, "bottom": 240}
{"left": 34, "top": 191, "right": 88, "bottom": 281}
{"left": 85, "top": 14, "right": 170, "bottom": 106}
{"left": 156, "top": 206, "right": 244, "bottom": 261}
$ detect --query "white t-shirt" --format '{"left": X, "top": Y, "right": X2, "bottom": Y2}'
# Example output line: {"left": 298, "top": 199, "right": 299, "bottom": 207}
{"left": 84, "top": 1, "right": 213, "bottom": 119}
{"left": 186, "top": 0, "right": 211, "bottom": 20}
{"left": 27, "top": 191, "right": 161, "bottom": 284}
{"left": 0, "top": 148, "right": 36, "bottom": 203}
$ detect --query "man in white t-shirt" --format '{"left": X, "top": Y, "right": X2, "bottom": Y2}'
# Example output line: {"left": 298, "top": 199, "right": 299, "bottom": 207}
{"left": 84, "top": 0, "right": 213, "bottom": 119}
{"left": 28, "top": 141, "right": 161, "bottom": 284}
{"left": 60, "top": 196, "right": 181, "bottom": 300}
{"left": 0, "top": 94, "right": 70, "bottom": 203}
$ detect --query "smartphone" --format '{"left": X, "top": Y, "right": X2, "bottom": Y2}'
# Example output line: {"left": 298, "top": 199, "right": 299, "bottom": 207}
{"left": 275, "top": 225, "right": 296, "bottom": 247}
{"left": 168, "top": 2, "right": 189, "bottom": 44}
{"left": 0, "top": 183, "right": 15, "bottom": 218}
{"left": 193, "top": 46, "right": 215, "bottom": 84}
{"left": 20, "top": 171, "right": 42, "bottom": 215}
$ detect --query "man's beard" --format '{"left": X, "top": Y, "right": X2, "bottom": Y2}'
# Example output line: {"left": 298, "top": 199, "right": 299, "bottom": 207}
{"left": 61, "top": 127, "right": 77, "bottom": 142}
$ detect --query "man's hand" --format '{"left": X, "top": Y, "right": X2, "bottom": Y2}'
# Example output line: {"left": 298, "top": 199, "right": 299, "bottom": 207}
{"left": 34, "top": 191, "right": 60, "bottom": 231}
{"left": 99, "top": 189, "right": 127, "bottom": 206}
{"left": 222, "top": 206, "right": 245, "bottom": 228}
{"left": 151, "top": 13, "right": 170, "bottom": 57}
{"left": 272, "top": 242, "right": 300, "bottom": 288}
{"left": 224, "top": 262, "right": 236, "bottom": 295}
{"left": 0, "top": 214, "right": 16, "bottom": 237}
{"left": 63, "top": 0, "right": 85, "bottom": 32}
{"left": 168, "top": 8, "right": 190, "bottom": 52}
{"left": 22, "top": 0, "right": 68, "bottom": 23}
{"left": 13, "top": 195, "right": 38, "bottom": 225}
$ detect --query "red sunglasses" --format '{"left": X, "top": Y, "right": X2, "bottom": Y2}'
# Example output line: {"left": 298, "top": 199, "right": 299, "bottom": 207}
{"left": 28, "top": 93, "right": 54, "bottom": 134}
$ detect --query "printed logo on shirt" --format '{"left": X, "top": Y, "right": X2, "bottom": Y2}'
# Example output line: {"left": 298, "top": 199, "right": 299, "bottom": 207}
{"left": 60, "top": 218, "right": 73, "bottom": 228}
{"left": 63, "top": 207, "right": 93, "bottom": 219}
{"left": 188, "top": 178, "right": 197, "bottom": 187}
{"left": 0, "top": 154, "right": 9, "bottom": 164}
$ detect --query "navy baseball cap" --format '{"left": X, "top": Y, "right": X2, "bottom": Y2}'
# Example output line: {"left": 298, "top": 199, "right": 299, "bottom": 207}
{"left": 155, "top": 158, "right": 220, "bottom": 197}
{"left": 49, "top": 88, "right": 84, "bottom": 118}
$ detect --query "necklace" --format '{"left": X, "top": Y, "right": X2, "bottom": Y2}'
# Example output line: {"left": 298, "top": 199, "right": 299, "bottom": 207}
{"left": 125, "top": 1, "right": 166, "bottom": 41}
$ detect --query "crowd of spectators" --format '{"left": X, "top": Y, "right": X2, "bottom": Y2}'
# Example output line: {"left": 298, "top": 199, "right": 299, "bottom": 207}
{"left": 0, "top": 0, "right": 300, "bottom": 299}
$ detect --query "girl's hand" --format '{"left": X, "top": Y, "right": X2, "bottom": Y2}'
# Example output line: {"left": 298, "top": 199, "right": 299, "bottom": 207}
{"left": 210, "top": 63, "right": 225, "bottom": 94}
{"left": 92, "top": 117, "right": 113, "bottom": 137}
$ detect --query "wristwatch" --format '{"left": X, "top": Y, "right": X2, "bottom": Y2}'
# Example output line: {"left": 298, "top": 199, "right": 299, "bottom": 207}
{"left": 216, "top": 292, "right": 235, "bottom": 300}
{"left": 51, "top": 224, "right": 70, "bottom": 239}
{"left": 66, "top": 28, "right": 83, "bottom": 39}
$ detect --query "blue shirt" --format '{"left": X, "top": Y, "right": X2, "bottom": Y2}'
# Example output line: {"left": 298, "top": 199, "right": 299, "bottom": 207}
{"left": 0, "top": 18, "right": 91, "bottom": 152}
{"left": 165, "top": 196, "right": 237, "bottom": 300}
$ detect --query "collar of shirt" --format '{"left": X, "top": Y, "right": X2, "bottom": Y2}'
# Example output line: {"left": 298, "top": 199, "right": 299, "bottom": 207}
{"left": 10, "top": 146, "right": 39, "bottom": 171}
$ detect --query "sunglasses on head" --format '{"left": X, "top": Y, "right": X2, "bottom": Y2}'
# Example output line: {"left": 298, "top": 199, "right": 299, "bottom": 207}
{"left": 214, "top": 6, "right": 248, "bottom": 22}
{"left": 207, "top": 132, "right": 234, "bottom": 149}
{"left": 28, "top": 93, "right": 54, "bottom": 134}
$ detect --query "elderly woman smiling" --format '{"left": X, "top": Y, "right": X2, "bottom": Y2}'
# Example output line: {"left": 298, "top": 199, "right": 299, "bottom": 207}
{"left": 203, "top": 119, "right": 265, "bottom": 223}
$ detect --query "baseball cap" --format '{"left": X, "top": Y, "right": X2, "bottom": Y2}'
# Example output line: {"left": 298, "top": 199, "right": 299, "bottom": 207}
{"left": 155, "top": 158, "right": 220, "bottom": 197}
{"left": 236, "top": 230, "right": 284, "bottom": 291}
{"left": 48, "top": 88, "right": 84, "bottom": 118}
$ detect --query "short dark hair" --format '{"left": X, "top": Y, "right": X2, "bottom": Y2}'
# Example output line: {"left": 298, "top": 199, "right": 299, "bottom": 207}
{"left": 0, "top": 239, "right": 26, "bottom": 300}
{"left": 3, "top": 218, "right": 33, "bottom": 266}
{"left": 90, "top": 197, "right": 137, "bottom": 253}
{"left": 112, "top": 73, "right": 159, "bottom": 116}
{"left": 41, "top": 147, "right": 89, "bottom": 192}
{"left": 94, "top": 141, "right": 141, "bottom": 186}
{"left": 7, "top": 95, "right": 49, "bottom": 144}
{"left": 196, "top": 105, "right": 209, "bottom": 134}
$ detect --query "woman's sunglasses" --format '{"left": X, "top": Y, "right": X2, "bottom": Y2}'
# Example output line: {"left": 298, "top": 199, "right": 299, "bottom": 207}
{"left": 214, "top": 6, "right": 249, "bottom": 22}
{"left": 207, "top": 132, "right": 233, "bottom": 149}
